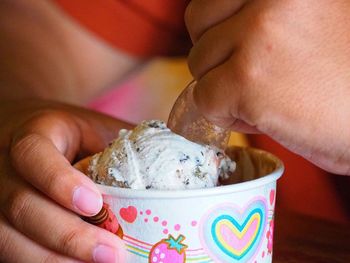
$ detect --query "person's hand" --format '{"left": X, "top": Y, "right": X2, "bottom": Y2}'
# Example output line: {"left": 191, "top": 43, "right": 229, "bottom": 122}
{"left": 185, "top": 0, "right": 350, "bottom": 174}
{"left": 0, "top": 100, "right": 131, "bottom": 262}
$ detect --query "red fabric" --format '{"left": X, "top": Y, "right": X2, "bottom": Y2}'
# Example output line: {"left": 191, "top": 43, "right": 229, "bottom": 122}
{"left": 53, "top": 0, "right": 190, "bottom": 57}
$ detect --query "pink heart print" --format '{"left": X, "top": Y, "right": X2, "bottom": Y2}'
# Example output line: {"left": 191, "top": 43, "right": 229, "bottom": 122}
{"left": 119, "top": 206, "right": 138, "bottom": 223}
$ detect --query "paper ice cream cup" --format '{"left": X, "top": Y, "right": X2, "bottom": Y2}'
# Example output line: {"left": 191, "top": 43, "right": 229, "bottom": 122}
{"left": 76, "top": 146, "right": 283, "bottom": 263}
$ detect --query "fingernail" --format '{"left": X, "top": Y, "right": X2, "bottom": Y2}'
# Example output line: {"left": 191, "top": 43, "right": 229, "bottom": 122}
{"left": 73, "top": 186, "right": 102, "bottom": 215}
{"left": 93, "top": 244, "right": 118, "bottom": 263}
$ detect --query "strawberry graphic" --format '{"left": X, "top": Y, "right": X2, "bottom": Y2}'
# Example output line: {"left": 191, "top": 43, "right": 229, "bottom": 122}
{"left": 149, "top": 234, "right": 187, "bottom": 263}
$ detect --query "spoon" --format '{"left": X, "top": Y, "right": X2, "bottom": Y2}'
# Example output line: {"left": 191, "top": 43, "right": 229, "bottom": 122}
{"left": 167, "top": 80, "right": 230, "bottom": 149}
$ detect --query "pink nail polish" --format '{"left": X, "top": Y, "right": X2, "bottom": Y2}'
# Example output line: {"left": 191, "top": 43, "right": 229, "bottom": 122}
{"left": 93, "top": 244, "right": 118, "bottom": 263}
{"left": 73, "top": 186, "right": 102, "bottom": 215}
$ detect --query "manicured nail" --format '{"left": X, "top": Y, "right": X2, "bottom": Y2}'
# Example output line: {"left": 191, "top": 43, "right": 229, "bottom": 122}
{"left": 73, "top": 186, "right": 102, "bottom": 215}
{"left": 93, "top": 244, "right": 118, "bottom": 263}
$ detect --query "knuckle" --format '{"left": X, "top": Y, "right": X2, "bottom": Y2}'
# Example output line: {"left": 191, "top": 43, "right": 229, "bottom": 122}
{"left": 10, "top": 133, "right": 42, "bottom": 167}
{"left": 42, "top": 109, "right": 72, "bottom": 123}
{"left": 30, "top": 108, "right": 67, "bottom": 121}
{"left": 241, "top": 64, "right": 261, "bottom": 85}
{"left": 5, "top": 188, "right": 32, "bottom": 229}
{"left": 0, "top": 220, "right": 11, "bottom": 254}
{"left": 40, "top": 164, "right": 65, "bottom": 196}
{"left": 250, "top": 11, "right": 273, "bottom": 35}
{"left": 12, "top": 109, "right": 73, "bottom": 142}
{"left": 41, "top": 253, "right": 61, "bottom": 263}
{"left": 10, "top": 131, "right": 66, "bottom": 195}
{"left": 58, "top": 224, "right": 98, "bottom": 260}
{"left": 59, "top": 226, "right": 87, "bottom": 255}
{"left": 236, "top": 55, "right": 261, "bottom": 86}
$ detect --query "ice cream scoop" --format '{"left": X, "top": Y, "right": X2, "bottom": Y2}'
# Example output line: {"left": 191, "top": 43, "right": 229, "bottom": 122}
{"left": 87, "top": 120, "right": 235, "bottom": 190}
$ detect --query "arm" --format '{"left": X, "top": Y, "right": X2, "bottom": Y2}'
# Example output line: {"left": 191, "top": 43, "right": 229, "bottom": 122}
{"left": 0, "top": 0, "right": 140, "bottom": 103}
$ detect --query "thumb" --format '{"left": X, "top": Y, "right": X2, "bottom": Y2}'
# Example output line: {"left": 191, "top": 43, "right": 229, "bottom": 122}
{"left": 10, "top": 105, "right": 133, "bottom": 217}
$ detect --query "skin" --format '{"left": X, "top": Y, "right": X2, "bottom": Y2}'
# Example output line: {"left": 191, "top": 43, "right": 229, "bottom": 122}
{"left": 0, "top": 101, "right": 132, "bottom": 262}
{"left": 0, "top": 0, "right": 139, "bottom": 262}
{"left": 1, "top": 0, "right": 350, "bottom": 262}
{"left": 185, "top": 0, "right": 350, "bottom": 175}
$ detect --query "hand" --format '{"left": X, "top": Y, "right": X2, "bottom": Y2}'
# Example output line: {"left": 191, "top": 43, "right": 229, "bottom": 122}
{"left": 185, "top": 0, "right": 350, "bottom": 174}
{"left": 0, "top": 100, "right": 131, "bottom": 262}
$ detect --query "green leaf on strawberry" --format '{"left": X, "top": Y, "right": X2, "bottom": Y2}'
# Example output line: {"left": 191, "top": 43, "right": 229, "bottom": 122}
{"left": 165, "top": 234, "right": 188, "bottom": 254}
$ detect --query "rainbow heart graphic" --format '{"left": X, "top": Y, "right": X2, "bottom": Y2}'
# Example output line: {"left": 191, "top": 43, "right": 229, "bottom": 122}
{"left": 199, "top": 199, "right": 267, "bottom": 262}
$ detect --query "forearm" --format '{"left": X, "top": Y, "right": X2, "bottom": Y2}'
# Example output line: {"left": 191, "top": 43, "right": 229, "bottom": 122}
{"left": 0, "top": 0, "right": 141, "bottom": 104}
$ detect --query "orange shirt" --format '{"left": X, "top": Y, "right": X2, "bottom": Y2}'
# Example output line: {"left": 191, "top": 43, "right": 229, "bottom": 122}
{"left": 52, "top": 0, "right": 349, "bottom": 223}
{"left": 53, "top": 0, "right": 190, "bottom": 58}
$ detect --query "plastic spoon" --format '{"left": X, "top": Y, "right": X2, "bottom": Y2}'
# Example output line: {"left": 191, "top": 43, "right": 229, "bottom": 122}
{"left": 168, "top": 80, "right": 230, "bottom": 149}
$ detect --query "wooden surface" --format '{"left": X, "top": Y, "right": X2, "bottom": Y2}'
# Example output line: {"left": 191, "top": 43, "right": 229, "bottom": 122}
{"left": 273, "top": 209, "right": 350, "bottom": 262}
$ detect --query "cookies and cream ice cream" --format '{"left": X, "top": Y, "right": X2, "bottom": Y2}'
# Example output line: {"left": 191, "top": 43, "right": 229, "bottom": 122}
{"left": 87, "top": 120, "right": 235, "bottom": 190}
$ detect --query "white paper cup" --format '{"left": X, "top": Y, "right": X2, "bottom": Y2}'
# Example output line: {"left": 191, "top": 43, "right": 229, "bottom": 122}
{"left": 77, "top": 146, "right": 283, "bottom": 263}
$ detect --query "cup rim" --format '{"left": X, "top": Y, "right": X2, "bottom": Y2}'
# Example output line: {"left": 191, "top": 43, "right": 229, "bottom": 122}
{"left": 95, "top": 147, "right": 284, "bottom": 199}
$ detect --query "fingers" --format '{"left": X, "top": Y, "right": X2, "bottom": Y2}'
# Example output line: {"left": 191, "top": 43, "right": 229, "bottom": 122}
{"left": 193, "top": 59, "right": 239, "bottom": 128}
{"left": 188, "top": 16, "right": 240, "bottom": 79}
{"left": 1, "top": 177, "right": 125, "bottom": 262}
{"left": 10, "top": 127, "right": 103, "bottom": 216}
{"left": 185, "top": 0, "right": 247, "bottom": 42}
{"left": 187, "top": 2, "right": 265, "bottom": 133}
{"left": 193, "top": 58, "right": 261, "bottom": 133}
{"left": 0, "top": 215, "right": 80, "bottom": 263}
{"left": 2, "top": 106, "right": 130, "bottom": 262}
{"left": 10, "top": 109, "right": 132, "bottom": 217}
